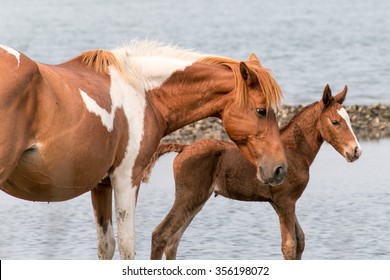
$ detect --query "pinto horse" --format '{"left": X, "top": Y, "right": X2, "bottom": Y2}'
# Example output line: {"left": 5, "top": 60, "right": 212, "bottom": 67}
{"left": 144, "top": 85, "right": 362, "bottom": 260}
{"left": 0, "top": 41, "right": 287, "bottom": 259}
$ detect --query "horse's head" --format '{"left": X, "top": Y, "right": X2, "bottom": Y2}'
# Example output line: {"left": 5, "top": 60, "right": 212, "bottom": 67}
{"left": 221, "top": 54, "right": 287, "bottom": 185}
{"left": 318, "top": 84, "right": 362, "bottom": 162}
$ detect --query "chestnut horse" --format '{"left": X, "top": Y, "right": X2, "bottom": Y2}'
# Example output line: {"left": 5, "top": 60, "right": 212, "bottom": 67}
{"left": 0, "top": 41, "right": 287, "bottom": 259}
{"left": 144, "top": 85, "right": 362, "bottom": 260}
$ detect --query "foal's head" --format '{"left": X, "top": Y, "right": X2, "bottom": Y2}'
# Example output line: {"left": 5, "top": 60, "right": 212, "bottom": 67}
{"left": 220, "top": 54, "right": 287, "bottom": 185}
{"left": 318, "top": 85, "right": 362, "bottom": 162}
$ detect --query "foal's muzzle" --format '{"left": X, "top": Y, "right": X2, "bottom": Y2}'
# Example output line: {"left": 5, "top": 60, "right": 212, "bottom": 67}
{"left": 346, "top": 146, "right": 362, "bottom": 162}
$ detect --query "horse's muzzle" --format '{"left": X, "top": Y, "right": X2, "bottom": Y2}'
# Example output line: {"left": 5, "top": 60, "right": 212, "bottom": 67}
{"left": 259, "top": 164, "right": 287, "bottom": 186}
{"left": 346, "top": 146, "right": 362, "bottom": 162}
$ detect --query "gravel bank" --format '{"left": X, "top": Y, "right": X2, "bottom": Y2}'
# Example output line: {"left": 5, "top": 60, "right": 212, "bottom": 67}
{"left": 161, "top": 104, "right": 390, "bottom": 144}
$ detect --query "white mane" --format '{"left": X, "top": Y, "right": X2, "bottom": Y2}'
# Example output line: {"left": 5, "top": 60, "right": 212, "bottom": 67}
{"left": 111, "top": 40, "right": 205, "bottom": 91}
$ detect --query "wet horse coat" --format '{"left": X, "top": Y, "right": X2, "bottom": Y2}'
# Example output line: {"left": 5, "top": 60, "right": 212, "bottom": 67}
{"left": 145, "top": 85, "right": 362, "bottom": 259}
{"left": 0, "top": 41, "right": 286, "bottom": 259}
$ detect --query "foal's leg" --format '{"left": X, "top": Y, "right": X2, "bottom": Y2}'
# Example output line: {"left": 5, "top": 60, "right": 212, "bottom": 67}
{"left": 163, "top": 206, "right": 206, "bottom": 259}
{"left": 152, "top": 143, "right": 220, "bottom": 260}
{"left": 150, "top": 192, "right": 210, "bottom": 259}
{"left": 271, "top": 202, "right": 298, "bottom": 260}
{"left": 294, "top": 215, "right": 305, "bottom": 259}
{"left": 91, "top": 178, "right": 115, "bottom": 259}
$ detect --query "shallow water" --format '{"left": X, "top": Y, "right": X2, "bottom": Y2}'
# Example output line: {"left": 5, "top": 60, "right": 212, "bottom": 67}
{"left": 0, "top": 139, "right": 389, "bottom": 259}
{"left": 0, "top": 0, "right": 389, "bottom": 259}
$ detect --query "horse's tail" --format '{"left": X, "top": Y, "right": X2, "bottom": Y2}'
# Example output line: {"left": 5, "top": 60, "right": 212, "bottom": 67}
{"left": 142, "top": 143, "right": 187, "bottom": 183}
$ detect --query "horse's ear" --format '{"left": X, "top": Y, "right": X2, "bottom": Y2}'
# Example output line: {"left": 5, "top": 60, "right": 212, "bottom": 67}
{"left": 240, "top": 62, "right": 257, "bottom": 86}
{"left": 334, "top": 85, "right": 348, "bottom": 104}
{"left": 248, "top": 53, "right": 262, "bottom": 66}
{"left": 322, "top": 84, "right": 334, "bottom": 107}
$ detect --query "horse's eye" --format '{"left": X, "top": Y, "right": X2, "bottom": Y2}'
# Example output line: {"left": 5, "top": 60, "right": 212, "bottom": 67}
{"left": 332, "top": 120, "right": 340, "bottom": 126}
{"left": 255, "top": 108, "right": 267, "bottom": 118}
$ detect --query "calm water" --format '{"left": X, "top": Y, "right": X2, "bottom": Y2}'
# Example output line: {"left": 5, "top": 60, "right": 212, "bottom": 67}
{"left": 0, "top": 0, "right": 390, "bottom": 259}
{"left": 1, "top": 0, "right": 390, "bottom": 104}
{"left": 0, "top": 139, "right": 389, "bottom": 259}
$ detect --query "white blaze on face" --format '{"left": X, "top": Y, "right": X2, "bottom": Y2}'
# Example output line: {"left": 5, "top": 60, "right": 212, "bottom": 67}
{"left": 337, "top": 107, "right": 362, "bottom": 151}
{"left": 0, "top": 45, "right": 21, "bottom": 67}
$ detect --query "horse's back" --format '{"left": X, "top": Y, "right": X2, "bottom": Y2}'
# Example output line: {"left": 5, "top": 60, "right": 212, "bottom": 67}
{"left": 172, "top": 139, "right": 227, "bottom": 190}
{"left": 173, "top": 139, "right": 229, "bottom": 171}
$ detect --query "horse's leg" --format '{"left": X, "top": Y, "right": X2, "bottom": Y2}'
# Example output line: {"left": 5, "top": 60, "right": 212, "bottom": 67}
{"left": 163, "top": 206, "right": 204, "bottom": 260}
{"left": 151, "top": 144, "right": 219, "bottom": 260}
{"left": 294, "top": 215, "right": 305, "bottom": 259}
{"left": 111, "top": 174, "right": 139, "bottom": 260}
{"left": 271, "top": 202, "right": 298, "bottom": 260}
{"left": 91, "top": 178, "right": 115, "bottom": 259}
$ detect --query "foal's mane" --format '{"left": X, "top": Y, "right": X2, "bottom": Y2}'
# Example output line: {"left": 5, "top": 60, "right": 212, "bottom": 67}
{"left": 80, "top": 41, "right": 282, "bottom": 110}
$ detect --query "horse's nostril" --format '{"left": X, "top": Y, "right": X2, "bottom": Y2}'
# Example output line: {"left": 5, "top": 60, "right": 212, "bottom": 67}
{"left": 354, "top": 146, "right": 362, "bottom": 158}
{"left": 274, "top": 165, "right": 286, "bottom": 183}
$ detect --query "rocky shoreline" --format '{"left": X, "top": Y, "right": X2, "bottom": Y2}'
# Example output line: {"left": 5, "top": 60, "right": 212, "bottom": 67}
{"left": 161, "top": 104, "right": 390, "bottom": 144}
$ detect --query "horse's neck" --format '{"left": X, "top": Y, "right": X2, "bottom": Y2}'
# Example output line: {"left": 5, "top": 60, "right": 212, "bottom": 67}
{"left": 148, "top": 62, "right": 234, "bottom": 135}
{"left": 281, "top": 102, "right": 324, "bottom": 166}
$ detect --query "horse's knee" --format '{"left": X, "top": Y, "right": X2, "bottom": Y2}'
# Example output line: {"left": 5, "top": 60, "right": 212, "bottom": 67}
{"left": 282, "top": 239, "right": 297, "bottom": 260}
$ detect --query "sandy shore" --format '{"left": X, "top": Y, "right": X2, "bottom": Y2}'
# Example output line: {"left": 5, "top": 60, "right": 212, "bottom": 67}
{"left": 162, "top": 104, "right": 390, "bottom": 144}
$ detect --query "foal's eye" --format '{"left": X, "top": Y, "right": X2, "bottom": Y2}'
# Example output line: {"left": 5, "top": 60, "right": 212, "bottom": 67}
{"left": 331, "top": 120, "right": 340, "bottom": 126}
{"left": 255, "top": 108, "right": 267, "bottom": 118}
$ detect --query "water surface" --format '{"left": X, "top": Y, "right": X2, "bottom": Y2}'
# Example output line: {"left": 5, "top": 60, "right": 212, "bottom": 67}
{"left": 1, "top": 0, "right": 389, "bottom": 104}
{"left": 0, "top": 139, "right": 389, "bottom": 259}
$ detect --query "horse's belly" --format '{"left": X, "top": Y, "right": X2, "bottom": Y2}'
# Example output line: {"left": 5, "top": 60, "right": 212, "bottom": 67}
{"left": 1, "top": 146, "right": 108, "bottom": 202}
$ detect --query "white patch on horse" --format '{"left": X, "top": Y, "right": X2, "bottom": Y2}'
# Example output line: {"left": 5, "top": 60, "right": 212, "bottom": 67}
{"left": 111, "top": 41, "right": 201, "bottom": 92}
{"left": 106, "top": 66, "right": 146, "bottom": 259}
{"left": 79, "top": 89, "right": 119, "bottom": 132}
{"left": 0, "top": 45, "right": 21, "bottom": 67}
{"left": 128, "top": 57, "right": 197, "bottom": 91}
{"left": 96, "top": 221, "right": 115, "bottom": 259}
{"left": 337, "top": 108, "right": 361, "bottom": 150}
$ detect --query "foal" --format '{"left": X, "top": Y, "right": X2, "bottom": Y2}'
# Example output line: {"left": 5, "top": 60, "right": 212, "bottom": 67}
{"left": 145, "top": 85, "right": 362, "bottom": 260}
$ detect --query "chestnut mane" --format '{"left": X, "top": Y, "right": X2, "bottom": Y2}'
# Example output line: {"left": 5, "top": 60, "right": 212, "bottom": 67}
{"left": 80, "top": 41, "right": 282, "bottom": 110}
{"left": 199, "top": 56, "right": 283, "bottom": 111}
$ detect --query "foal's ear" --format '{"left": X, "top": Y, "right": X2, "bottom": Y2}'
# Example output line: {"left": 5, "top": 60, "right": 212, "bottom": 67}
{"left": 334, "top": 85, "right": 348, "bottom": 104}
{"left": 322, "top": 84, "right": 334, "bottom": 107}
{"left": 240, "top": 62, "right": 257, "bottom": 86}
{"left": 248, "top": 53, "right": 262, "bottom": 66}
